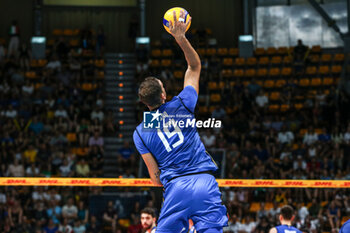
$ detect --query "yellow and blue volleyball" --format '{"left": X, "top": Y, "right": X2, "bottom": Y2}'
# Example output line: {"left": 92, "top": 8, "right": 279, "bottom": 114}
{"left": 163, "top": 7, "right": 191, "bottom": 34}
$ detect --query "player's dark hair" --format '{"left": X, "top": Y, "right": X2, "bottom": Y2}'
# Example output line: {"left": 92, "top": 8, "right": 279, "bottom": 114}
{"left": 280, "top": 205, "right": 294, "bottom": 220}
{"left": 138, "top": 77, "right": 163, "bottom": 108}
{"left": 140, "top": 207, "right": 156, "bottom": 218}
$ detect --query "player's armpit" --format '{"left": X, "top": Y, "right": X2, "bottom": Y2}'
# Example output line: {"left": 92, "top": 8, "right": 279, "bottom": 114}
{"left": 269, "top": 227, "right": 277, "bottom": 233}
{"left": 141, "top": 153, "right": 163, "bottom": 187}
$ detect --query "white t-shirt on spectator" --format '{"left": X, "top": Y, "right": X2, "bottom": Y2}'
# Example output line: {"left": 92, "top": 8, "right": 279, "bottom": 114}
{"left": 62, "top": 205, "right": 78, "bottom": 217}
{"left": 344, "top": 132, "right": 350, "bottom": 143}
{"left": 5, "top": 109, "right": 17, "bottom": 118}
{"left": 224, "top": 222, "right": 240, "bottom": 233}
{"left": 303, "top": 133, "right": 318, "bottom": 145}
{"left": 0, "top": 193, "right": 6, "bottom": 204}
{"left": 26, "top": 166, "right": 40, "bottom": 176}
{"left": 47, "top": 60, "right": 61, "bottom": 70}
{"left": 255, "top": 95, "right": 268, "bottom": 107}
{"left": 54, "top": 109, "right": 68, "bottom": 118}
{"left": 293, "top": 160, "right": 307, "bottom": 170}
{"left": 202, "top": 134, "right": 216, "bottom": 147}
{"left": 298, "top": 206, "right": 309, "bottom": 223}
{"left": 278, "top": 131, "right": 294, "bottom": 144}
{"left": 22, "top": 85, "right": 34, "bottom": 95}
{"left": 59, "top": 165, "right": 71, "bottom": 177}
{"left": 239, "top": 221, "right": 256, "bottom": 233}
{"left": 269, "top": 207, "right": 280, "bottom": 217}
{"left": 91, "top": 110, "right": 104, "bottom": 121}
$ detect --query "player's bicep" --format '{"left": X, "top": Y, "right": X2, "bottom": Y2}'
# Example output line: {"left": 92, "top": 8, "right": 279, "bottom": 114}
{"left": 141, "top": 153, "right": 162, "bottom": 186}
{"left": 184, "top": 67, "right": 200, "bottom": 94}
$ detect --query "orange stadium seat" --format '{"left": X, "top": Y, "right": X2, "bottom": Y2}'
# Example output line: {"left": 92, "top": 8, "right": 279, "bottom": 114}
{"left": 270, "top": 92, "right": 280, "bottom": 101}
{"left": 331, "top": 65, "right": 342, "bottom": 74}
{"left": 206, "top": 48, "right": 217, "bottom": 56}
{"left": 257, "top": 68, "right": 268, "bottom": 77}
{"left": 149, "top": 59, "right": 160, "bottom": 67}
{"left": 222, "top": 58, "right": 233, "bottom": 66}
{"left": 281, "top": 67, "right": 292, "bottom": 76}
{"left": 311, "top": 78, "right": 322, "bottom": 86}
{"left": 306, "top": 66, "right": 317, "bottom": 75}
{"left": 247, "top": 57, "right": 257, "bottom": 66}
{"left": 271, "top": 56, "right": 282, "bottom": 65}
{"left": 277, "top": 47, "right": 287, "bottom": 55}
{"left": 269, "top": 68, "right": 280, "bottom": 77}
{"left": 275, "top": 79, "right": 286, "bottom": 88}
{"left": 299, "top": 79, "right": 310, "bottom": 87}
{"left": 321, "top": 54, "right": 332, "bottom": 63}
{"left": 52, "top": 29, "right": 63, "bottom": 36}
{"left": 217, "top": 48, "right": 228, "bottom": 56}
{"left": 309, "top": 55, "right": 320, "bottom": 64}
{"left": 97, "top": 71, "right": 104, "bottom": 79}
{"left": 25, "top": 71, "right": 37, "bottom": 79}
{"left": 258, "top": 56, "right": 269, "bottom": 66}
{"left": 318, "top": 66, "right": 330, "bottom": 75}
{"left": 269, "top": 104, "right": 280, "bottom": 111}
{"left": 35, "top": 83, "right": 44, "bottom": 89}
{"left": 66, "top": 133, "right": 77, "bottom": 142}
{"left": 323, "top": 77, "right": 334, "bottom": 86}
{"left": 30, "top": 60, "right": 38, "bottom": 68}
{"left": 161, "top": 59, "right": 171, "bottom": 67}
{"left": 69, "top": 39, "right": 79, "bottom": 47}
{"left": 151, "top": 49, "right": 161, "bottom": 57}
{"left": 162, "top": 49, "right": 173, "bottom": 57}
{"left": 310, "top": 45, "right": 321, "bottom": 53}
{"left": 334, "top": 53, "right": 345, "bottom": 62}
{"left": 94, "top": 59, "right": 105, "bottom": 67}
{"left": 174, "top": 70, "right": 184, "bottom": 79}
{"left": 299, "top": 128, "right": 308, "bottom": 136}
{"left": 295, "top": 103, "right": 304, "bottom": 110}
{"left": 267, "top": 47, "right": 277, "bottom": 56}
{"left": 283, "top": 56, "right": 292, "bottom": 64}
{"left": 245, "top": 69, "right": 256, "bottom": 77}
{"left": 63, "top": 29, "right": 74, "bottom": 36}
{"left": 222, "top": 69, "right": 233, "bottom": 78}
{"left": 210, "top": 94, "right": 221, "bottom": 102}
{"left": 199, "top": 106, "right": 208, "bottom": 114}
{"left": 235, "top": 57, "right": 245, "bottom": 66}
{"left": 249, "top": 202, "right": 260, "bottom": 212}
{"left": 228, "top": 48, "right": 239, "bottom": 56}
{"left": 233, "top": 69, "right": 244, "bottom": 77}
{"left": 196, "top": 48, "right": 206, "bottom": 56}
{"left": 264, "top": 80, "right": 275, "bottom": 88}
{"left": 208, "top": 82, "right": 219, "bottom": 90}
{"left": 229, "top": 81, "right": 236, "bottom": 87}
{"left": 280, "top": 104, "right": 290, "bottom": 112}
{"left": 255, "top": 48, "right": 265, "bottom": 56}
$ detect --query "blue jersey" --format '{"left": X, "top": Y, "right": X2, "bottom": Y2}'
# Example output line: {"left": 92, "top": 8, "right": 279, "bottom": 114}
{"left": 340, "top": 219, "right": 350, "bottom": 233}
{"left": 133, "top": 85, "right": 218, "bottom": 184}
{"left": 276, "top": 225, "right": 302, "bottom": 233}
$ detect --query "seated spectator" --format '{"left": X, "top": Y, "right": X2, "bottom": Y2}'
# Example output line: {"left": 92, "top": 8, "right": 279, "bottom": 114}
{"left": 73, "top": 219, "right": 86, "bottom": 233}
{"left": 293, "top": 155, "right": 307, "bottom": 171}
{"left": 256, "top": 202, "right": 268, "bottom": 219}
{"left": 46, "top": 200, "right": 62, "bottom": 225}
{"left": 331, "top": 128, "right": 343, "bottom": 144}
{"left": 5, "top": 105, "right": 17, "bottom": 118}
{"left": 201, "top": 129, "right": 216, "bottom": 148}
{"left": 297, "top": 203, "right": 309, "bottom": 224}
{"left": 43, "top": 219, "right": 59, "bottom": 233}
{"left": 255, "top": 216, "right": 271, "bottom": 233}
{"left": 46, "top": 55, "right": 62, "bottom": 72}
{"left": 54, "top": 105, "right": 68, "bottom": 118}
{"left": 62, "top": 197, "right": 78, "bottom": 222}
{"left": 247, "top": 79, "right": 261, "bottom": 96}
{"left": 318, "top": 128, "right": 331, "bottom": 142}
{"left": 25, "top": 163, "right": 40, "bottom": 176}
{"left": 255, "top": 90, "right": 268, "bottom": 108}
{"left": 77, "top": 201, "right": 89, "bottom": 224}
{"left": 86, "top": 215, "right": 101, "bottom": 233}
{"left": 212, "top": 105, "right": 226, "bottom": 119}
{"left": 277, "top": 125, "right": 294, "bottom": 145}
{"left": 58, "top": 218, "right": 73, "bottom": 233}
{"left": 327, "top": 200, "right": 340, "bottom": 230}
{"left": 344, "top": 125, "right": 350, "bottom": 143}
{"left": 103, "top": 201, "right": 118, "bottom": 233}
{"left": 32, "top": 201, "right": 48, "bottom": 226}
{"left": 59, "top": 159, "right": 73, "bottom": 177}
{"left": 29, "top": 116, "right": 44, "bottom": 135}
{"left": 22, "top": 80, "right": 34, "bottom": 96}
{"left": 76, "top": 159, "right": 90, "bottom": 177}
{"left": 118, "top": 141, "right": 135, "bottom": 161}
{"left": 7, "top": 159, "right": 24, "bottom": 177}
{"left": 303, "top": 127, "right": 318, "bottom": 145}
{"left": 223, "top": 214, "right": 240, "bottom": 233}
{"left": 88, "top": 130, "right": 104, "bottom": 149}
{"left": 268, "top": 202, "right": 280, "bottom": 217}
{"left": 8, "top": 200, "right": 23, "bottom": 229}
{"left": 238, "top": 215, "right": 256, "bottom": 233}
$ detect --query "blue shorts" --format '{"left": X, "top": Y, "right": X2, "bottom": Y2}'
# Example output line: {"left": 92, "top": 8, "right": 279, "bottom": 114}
{"left": 156, "top": 173, "right": 228, "bottom": 233}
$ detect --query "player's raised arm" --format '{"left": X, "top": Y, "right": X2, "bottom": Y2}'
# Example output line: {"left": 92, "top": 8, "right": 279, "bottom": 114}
{"left": 169, "top": 10, "right": 201, "bottom": 94}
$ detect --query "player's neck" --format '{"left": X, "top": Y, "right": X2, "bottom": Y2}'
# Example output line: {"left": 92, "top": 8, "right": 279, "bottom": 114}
{"left": 280, "top": 220, "right": 292, "bottom": 226}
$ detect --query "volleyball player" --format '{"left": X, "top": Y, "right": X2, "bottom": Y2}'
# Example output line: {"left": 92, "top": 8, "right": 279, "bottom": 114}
{"left": 269, "top": 205, "right": 302, "bottom": 233}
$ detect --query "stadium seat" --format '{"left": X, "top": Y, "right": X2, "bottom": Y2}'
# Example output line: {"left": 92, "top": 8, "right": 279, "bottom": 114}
{"left": 217, "top": 48, "right": 228, "bottom": 56}
{"left": 222, "top": 58, "right": 233, "bottom": 66}
{"left": 245, "top": 69, "right": 256, "bottom": 77}
{"left": 94, "top": 59, "right": 105, "bottom": 67}
{"left": 264, "top": 80, "right": 275, "bottom": 88}
{"left": 149, "top": 59, "right": 160, "bottom": 67}
{"left": 25, "top": 71, "right": 37, "bottom": 79}
{"left": 323, "top": 77, "right": 334, "bottom": 86}
{"left": 299, "top": 128, "right": 307, "bottom": 136}
{"left": 269, "top": 104, "right": 280, "bottom": 111}
{"left": 257, "top": 68, "right": 268, "bottom": 77}
{"left": 221, "top": 69, "right": 233, "bottom": 78}
{"left": 162, "top": 49, "right": 173, "bottom": 57}
{"left": 277, "top": 47, "right": 287, "bottom": 55}
{"left": 69, "top": 39, "right": 79, "bottom": 47}
{"left": 333, "top": 53, "right": 345, "bottom": 62}
{"left": 299, "top": 79, "right": 310, "bottom": 87}
{"left": 270, "top": 92, "right": 280, "bottom": 101}
{"left": 243, "top": 81, "right": 250, "bottom": 86}
{"left": 161, "top": 59, "right": 171, "bottom": 67}
{"left": 310, "top": 45, "right": 321, "bottom": 53}
{"left": 271, "top": 56, "right": 282, "bottom": 65}
{"left": 249, "top": 202, "right": 260, "bottom": 212}
{"left": 331, "top": 65, "right": 342, "bottom": 74}
{"left": 233, "top": 69, "right": 244, "bottom": 77}
{"left": 97, "top": 71, "right": 105, "bottom": 79}
{"left": 206, "top": 48, "right": 217, "bottom": 56}
{"left": 255, "top": 48, "right": 265, "bottom": 56}
{"left": 311, "top": 78, "right": 321, "bottom": 86}
{"left": 208, "top": 82, "right": 219, "bottom": 90}
{"left": 210, "top": 94, "right": 221, "bottom": 102}
{"left": 280, "top": 104, "right": 290, "bottom": 112}
{"left": 151, "top": 49, "right": 161, "bottom": 57}
{"left": 196, "top": 48, "right": 206, "bottom": 56}
{"left": 246, "top": 57, "right": 257, "bottom": 66}
{"left": 267, "top": 47, "right": 277, "bottom": 56}
{"left": 269, "top": 68, "right": 280, "bottom": 77}
{"left": 309, "top": 55, "right": 320, "bottom": 64}
{"left": 318, "top": 66, "right": 330, "bottom": 75}
{"left": 52, "top": 29, "right": 63, "bottom": 36}
{"left": 275, "top": 79, "right": 286, "bottom": 88}
{"left": 30, "top": 60, "right": 38, "bottom": 68}
{"left": 281, "top": 67, "right": 292, "bottom": 76}
{"left": 315, "top": 128, "right": 323, "bottom": 134}
{"left": 283, "top": 56, "right": 292, "bottom": 64}
{"left": 321, "top": 54, "right": 332, "bottom": 63}
{"left": 294, "top": 103, "right": 304, "bottom": 110}
{"left": 219, "top": 81, "right": 225, "bottom": 89}
{"left": 174, "top": 70, "right": 184, "bottom": 79}
{"left": 235, "top": 58, "right": 245, "bottom": 66}
{"left": 63, "top": 29, "right": 74, "bottom": 36}
{"left": 306, "top": 66, "right": 317, "bottom": 75}
{"left": 35, "top": 83, "right": 44, "bottom": 89}
{"left": 66, "top": 133, "right": 77, "bottom": 142}
{"left": 258, "top": 56, "right": 269, "bottom": 66}
{"left": 228, "top": 48, "right": 239, "bottom": 56}
{"left": 199, "top": 106, "right": 208, "bottom": 114}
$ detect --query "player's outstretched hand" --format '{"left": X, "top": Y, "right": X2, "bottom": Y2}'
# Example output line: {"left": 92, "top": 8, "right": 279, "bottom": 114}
{"left": 169, "top": 10, "right": 191, "bottom": 39}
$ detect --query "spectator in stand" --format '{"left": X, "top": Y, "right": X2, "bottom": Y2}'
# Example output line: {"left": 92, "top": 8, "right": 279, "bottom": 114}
{"left": 86, "top": 215, "right": 101, "bottom": 233}
{"left": 277, "top": 125, "right": 294, "bottom": 145}
{"left": 18, "top": 43, "right": 30, "bottom": 70}
{"left": 103, "top": 201, "right": 118, "bottom": 233}
{"left": 201, "top": 129, "right": 216, "bottom": 148}
{"left": 8, "top": 199, "right": 23, "bottom": 230}
{"left": 77, "top": 200, "right": 89, "bottom": 225}
{"left": 73, "top": 219, "right": 86, "bottom": 233}
{"left": 62, "top": 197, "right": 78, "bottom": 223}
{"left": 76, "top": 159, "right": 90, "bottom": 177}
{"left": 303, "top": 127, "right": 318, "bottom": 145}
{"left": 44, "top": 218, "right": 59, "bottom": 233}
{"left": 88, "top": 130, "right": 104, "bottom": 150}
{"left": 47, "top": 200, "right": 62, "bottom": 225}
{"left": 255, "top": 90, "right": 268, "bottom": 108}
{"left": 8, "top": 20, "right": 20, "bottom": 57}
{"left": 0, "top": 41, "right": 5, "bottom": 63}
{"left": 7, "top": 159, "right": 24, "bottom": 177}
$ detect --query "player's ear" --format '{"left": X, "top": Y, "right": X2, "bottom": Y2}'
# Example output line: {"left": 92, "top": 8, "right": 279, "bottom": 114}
{"left": 279, "top": 214, "right": 283, "bottom": 222}
{"left": 291, "top": 215, "right": 295, "bottom": 222}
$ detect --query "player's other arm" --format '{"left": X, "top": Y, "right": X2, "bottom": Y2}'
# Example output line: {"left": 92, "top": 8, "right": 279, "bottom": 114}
{"left": 141, "top": 153, "right": 162, "bottom": 187}
{"left": 269, "top": 227, "right": 277, "bottom": 233}
{"left": 169, "top": 10, "right": 200, "bottom": 94}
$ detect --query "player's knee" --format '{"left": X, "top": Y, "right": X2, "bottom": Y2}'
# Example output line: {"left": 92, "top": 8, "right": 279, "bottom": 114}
{"left": 197, "top": 227, "right": 223, "bottom": 233}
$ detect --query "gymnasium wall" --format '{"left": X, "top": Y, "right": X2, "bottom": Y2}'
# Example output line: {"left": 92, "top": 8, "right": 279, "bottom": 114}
{"left": 0, "top": 0, "right": 34, "bottom": 45}
{"left": 145, "top": 0, "right": 244, "bottom": 47}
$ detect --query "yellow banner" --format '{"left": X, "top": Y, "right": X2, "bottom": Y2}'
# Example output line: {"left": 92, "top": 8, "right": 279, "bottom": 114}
{"left": 0, "top": 178, "right": 349, "bottom": 188}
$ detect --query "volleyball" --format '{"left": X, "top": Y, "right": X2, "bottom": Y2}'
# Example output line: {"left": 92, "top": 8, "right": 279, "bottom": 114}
{"left": 163, "top": 7, "right": 191, "bottom": 34}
